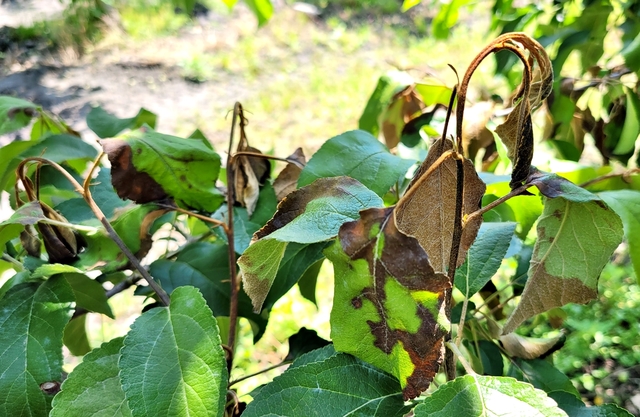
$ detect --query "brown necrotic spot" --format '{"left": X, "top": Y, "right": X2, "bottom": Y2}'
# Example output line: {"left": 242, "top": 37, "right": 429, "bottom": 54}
{"left": 351, "top": 297, "right": 363, "bottom": 309}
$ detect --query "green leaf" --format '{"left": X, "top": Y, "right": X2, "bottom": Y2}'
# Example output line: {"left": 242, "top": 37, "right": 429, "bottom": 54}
{"left": 507, "top": 359, "right": 578, "bottom": 396}
{"left": 414, "top": 375, "right": 567, "bottom": 416}
{"left": 0, "top": 276, "right": 74, "bottom": 417}
{"left": 51, "top": 337, "right": 132, "bottom": 417}
{"left": 244, "top": 0, "right": 273, "bottom": 26}
{"left": 0, "top": 201, "right": 46, "bottom": 226}
{"left": 150, "top": 242, "right": 268, "bottom": 340}
{"left": 20, "top": 134, "right": 98, "bottom": 163}
{"left": 32, "top": 263, "right": 84, "bottom": 278}
{"left": 284, "top": 327, "right": 331, "bottom": 362}
{"left": 401, "top": 0, "right": 421, "bottom": 12}
{"left": 598, "top": 190, "right": 640, "bottom": 281}
{"left": 327, "top": 207, "right": 450, "bottom": 399}
{"left": 612, "top": 87, "right": 640, "bottom": 156}
{"left": 0, "top": 140, "right": 39, "bottom": 190}
{"left": 622, "top": 31, "right": 640, "bottom": 73}
{"left": 549, "top": 391, "right": 633, "bottom": 417}
{"left": 0, "top": 95, "right": 39, "bottom": 135}
{"left": 119, "top": 286, "right": 227, "bottom": 417}
{"left": 87, "top": 106, "right": 156, "bottom": 138}
{"left": 102, "top": 127, "right": 223, "bottom": 212}
{"left": 64, "top": 273, "right": 113, "bottom": 318}
{"left": 432, "top": 0, "right": 469, "bottom": 39}
{"left": 243, "top": 352, "right": 411, "bottom": 417}
{"left": 63, "top": 315, "right": 92, "bottom": 356}
{"left": 504, "top": 187, "right": 623, "bottom": 333}
{"left": 256, "top": 176, "right": 384, "bottom": 244}
{"left": 359, "top": 71, "right": 414, "bottom": 137}
{"left": 297, "top": 259, "right": 323, "bottom": 305}
{"left": 239, "top": 239, "right": 288, "bottom": 312}
{"left": 476, "top": 340, "right": 504, "bottom": 376}
{"left": 289, "top": 344, "right": 338, "bottom": 369}
{"left": 454, "top": 222, "right": 516, "bottom": 298}
{"left": 298, "top": 130, "right": 414, "bottom": 197}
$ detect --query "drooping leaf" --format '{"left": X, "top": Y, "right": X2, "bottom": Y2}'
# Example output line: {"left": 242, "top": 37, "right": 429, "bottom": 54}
{"left": 0, "top": 276, "right": 74, "bottom": 417}
{"left": 102, "top": 127, "right": 223, "bottom": 212}
{"left": 272, "top": 147, "right": 305, "bottom": 201}
{"left": 396, "top": 138, "right": 486, "bottom": 272}
{"left": 64, "top": 273, "right": 113, "bottom": 318}
{"left": 413, "top": 375, "right": 567, "bottom": 416}
{"left": 63, "top": 315, "right": 92, "bottom": 356}
{"left": 499, "top": 332, "right": 565, "bottom": 360}
{"left": 507, "top": 358, "right": 579, "bottom": 396}
{"left": 504, "top": 177, "right": 623, "bottom": 333}
{"left": 243, "top": 351, "right": 411, "bottom": 417}
{"left": 297, "top": 258, "right": 323, "bottom": 305}
{"left": 87, "top": 106, "right": 156, "bottom": 138}
{"left": 230, "top": 126, "right": 270, "bottom": 216}
{"left": 549, "top": 391, "right": 633, "bottom": 417}
{"left": 255, "top": 176, "right": 384, "bottom": 243}
{"left": 51, "top": 337, "right": 132, "bottom": 417}
{"left": 598, "top": 190, "right": 640, "bottom": 281}
{"left": 327, "top": 207, "right": 450, "bottom": 400}
{"left": 298, "top": 130, "right": 414, "bottom": 198}
{"left": 475, "top": 340, "right": 504, "bottom": 376}
{"left": 454, "top": 222, "right": 516, "bottom": 298}
{"left": 284, "top": 327, "right": 331, "bottom": 362}
{"left": 0, "top": 140, "right": 38, "bottom": 191}
{"left": 0, "top": 95, "right": 39, "bottom": 135}
{"left": 119, "top": 286, "right": 227, "bottom": 417}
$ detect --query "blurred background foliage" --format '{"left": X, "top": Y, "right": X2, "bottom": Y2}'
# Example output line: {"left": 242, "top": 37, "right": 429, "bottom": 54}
{"left": 1, "top": 0, "right": 639, "bottom": 413}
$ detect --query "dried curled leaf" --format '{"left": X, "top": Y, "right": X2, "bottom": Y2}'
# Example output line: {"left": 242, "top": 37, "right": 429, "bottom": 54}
{"left": 328, "top": 207, "right": 450, "bottom": 400}
{"left": 272, "top": 147, "right": 306, "bottom": 201}
{"left": 395, "top": 138, "right": 486, "bottom": 272}
{"left": 382, "top": 85, "right": 426, "bottom": 149}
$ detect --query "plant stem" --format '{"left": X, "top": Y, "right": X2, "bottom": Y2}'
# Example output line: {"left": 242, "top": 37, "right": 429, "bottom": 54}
{"left": 228, "top": 361, "right": 291, "bottom": 387}
{"left": 579, "top": 168, "right": 640, "bottom": 188}
{"left": 1, "top": 253, "right": 24, "bottom": 271}
{"left": 18, "top": 156, "right": 171, "bottom": 306}
{"left": 157, "top": 204, "right": 228, "bottom": 231}
{"left": 466, "top": 183, "right": 532, "bottom": 225}
{"left": 446, "top": 341, "right": 475, "bottom": 375}
{"left": 232, "top": 151, "right": 304, "bottom": 169}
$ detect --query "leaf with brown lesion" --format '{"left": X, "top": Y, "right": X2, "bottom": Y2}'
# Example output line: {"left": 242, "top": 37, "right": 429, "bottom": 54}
{"left": 327, "top": 207, "right": 450, "bottom": 400}
{"left": 395, "top": 138, "right": 486, "bottom": 272}
{"left": 272, "top": 147, "right": 306, "bottom": 201}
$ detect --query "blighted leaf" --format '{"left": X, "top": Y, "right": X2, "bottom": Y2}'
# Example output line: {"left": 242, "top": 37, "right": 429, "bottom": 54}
{"left": 549, "top": 391, "right": 633, "bottom": 417}
{"left": 119, "top": 286, "right": 227, "bottom": 417}
{"left": 454, "top": 222, "right": 516, "bottom": 298}
{"left": 396, "top": 138, "right": 486, "bottom": 272}
{"left": 507, "top": 358, "right": 578, "bottom": 396}
{"left": 63, "top": 315, "right": 91, "bottom": 356}
{"left": 0, "top": 95, "right": 39, "bottom": 135}
{"left": 243, "top": 352, "right": 410, "bottom": 417}
{"left": 231, "top": 131, "right": 270, "bottom": 216}
{"left": 102, "top": 127, "right": 223, "bottom": 212}
{"left": 499, "top": 332, "right": 564, "bottom": 360}
{"left": 359, "top": 71, "right": 415, "bottom": 137}
{"left": 0, "top": 276, "right": 73, "bottom": 417}
{"left": 328, "top": 207, "right": 450, "bottom": 400}
{"left": 87, "top": 106, "right": 157, "bottom": 138}
{"left": 503, "top": 192, "right": 623, "bottom": 334}
{"left": 239, "top": 239, "right": 288, "bottom": 312}
{"left": 413, "top": 375, "right": 567, "bottom": 416}
{"left": 381, "top": 85, "right": 425, "bottom": 149}
{"left": 255, "top": 176, "right": 384, "bottom": 243}
{"left": 51, "top": 337, "right": 132, "bottom": 417}
{"left": 272, "top": 147, "right": 306, "bottom": 201}
{"left": 0, "top": 200, "right": 46, "bottom": 226}
{"left": 284, "top": 327, "right": 331, "bottom": 362}
{"left": 598, "top": 190, "right": 640, "bottom": 282}
{"left": 298, "top": 130, "right": 414, "bottom": 197}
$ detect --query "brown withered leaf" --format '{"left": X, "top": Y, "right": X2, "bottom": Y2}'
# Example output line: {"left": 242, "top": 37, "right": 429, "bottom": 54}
{"left": 492, "top": 33, "right": 553, "bottom": 188}
{"left": 381, "top": 85, "right": 426, "bottom": 149}
{"left": 462, "top": 101, "right": 495, "bottom": 161}
{"left": 231, "top": 130, "right": 270, "bottom": 216}
{"left": 395, "top": 138, "right": 486, "bottom": 272}
{"left": 272, "top": 147, "right": 306, "bottom": 201}
{"left": 37, "top": 203, "right": 84, "bottom": 264}
{"left": 328, "top": 207, "right": 450, "bottom": 400}
{"left": 102, "top": 139, "right": 169, "bottom": 204}
{"left": 499, "top": 332, "right": 565, "bottom": 360}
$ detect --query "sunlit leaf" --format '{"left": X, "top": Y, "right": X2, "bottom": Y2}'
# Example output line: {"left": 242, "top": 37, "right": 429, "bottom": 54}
{"left": 244, "top": 0, "right": 273, "bottom": 26}
{"left": 359, "top": 71, "right": 414, "bottom": 137}
{"left": 612, "top": 87, "right": 640, "bottom": 156}
{"left": 0, "top": 95, "right": 39, "bottom": 135}
{"left": 120, "top": 286, "right": 227, "bottom": 417}
{"left": 87, "top": 106, "right": 156, "bottom": 138}
{"left": 51, "top": 337, "right": 132, "bottom": 417}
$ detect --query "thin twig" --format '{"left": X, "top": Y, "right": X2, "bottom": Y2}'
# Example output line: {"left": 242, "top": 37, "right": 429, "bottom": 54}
{"left": 233, "top": 151, "right": 304, "bottom": 169}
{"left": 156, "top": 204, "right": 228, "bottom": 232}
{"left": 228, "top": 361, "right": 291, "bottom": 387}
{"left": 446, "top": 341, "right": 475, "bottom": 375}
{"left": 466, "top": 183, "right": 532, "bottom": 225}
{"left": 1, "top": 253, "right": 24, "bottom": 271}
{"left": 579, "top": 168, "right": 640, "bottom": 188}
{"left": 17, "top": 157, "right": 171, "bottom": 306}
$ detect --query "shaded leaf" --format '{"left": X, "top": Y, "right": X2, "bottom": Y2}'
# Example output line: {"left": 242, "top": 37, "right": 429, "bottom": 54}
{"left": 476, "top": 340, "right": 504, "bottom": 376}
{"left": 454, "top": 222, "right": 516, "bottom": 297}
{"left": 0, "top": 276, "right": 74, "bottom": 417}
{"left": 328, "top": 207, "right": 450, "bottom": 400}
{"left": 255, "top": 176, "right": 384, "bottom": 243}
{"left": 0, "top": 95, "right": 39, "bottom": 135}
{"left": 64, "top": 273, "right": 113, "bottom": 318}
{"left": 243, "top": 352, "right": 410, "bottom": 417}
{"left": 499, "top": 332, "right": 565, "bottom": 360}
{"left": 284, "top": 327, "right": 331, "bottom": 362}
{"left": 272, "top": 147, "right": 306, "bottom": 201}
{"left": 549, "top": 391, "right": 633, "bottom": 417}
{"left": 396, "top": 138, "right": 486, "bottom": 271}
{"left": 63, "top": 315, "right": 91, "bottom": 356}
{"left": 507, "top": 358, "right": 578, "bottom": 396}
{"left": 599, "top": 190, "right": 640, "bottom": 282}
{"left": 102, "top": 127, "right": 223, "bottom": 212}
{"left": 51, "top": 337, "right": 132, "bottom": 417}
{"left": 87, "top": 106, "right": 156, "bottom": 138}
{"left": 119, "top": 286, "right": 227, "bottom": 417}
{"left": 298, "top": 130, "right": 414, "bottom": 197}
{"left": 413, "top": 375, "right": 566, "bottom": 416}
{"left": 297, "top": 258, "right": 323, "bottom": 305}
{"left": 0, "top": 201, "right": 46, "bottom": 226}
{"left": 503, "top": 189, "right": 623, "bottom": 333}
